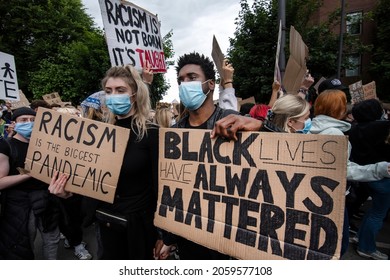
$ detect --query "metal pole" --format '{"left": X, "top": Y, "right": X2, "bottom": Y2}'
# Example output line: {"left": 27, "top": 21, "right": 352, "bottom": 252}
{"left": 278, "top": 0, "right": 286, "bottom": 80}
{"left": 337, "top": 0, "right": 345, "bottom": 79}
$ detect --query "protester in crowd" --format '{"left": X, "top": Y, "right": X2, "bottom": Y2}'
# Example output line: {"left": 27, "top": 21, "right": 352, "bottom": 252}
{"left": 30, "top": 99, "right": 51, "bottom": 111}
{"left": 249, "top": 80, "right": 283, "bottom": 121}
{"left": 309, "top": 89, "right": 390, "bottom": 259}
{"left": 347, "top": 99, "right": 390, "bottom": 260}
{"left": 50, "top": 103, "right": 61, "bottom": 110}
{"left": 155, "top": 52, "right": 239, "bottom": 260}
{"left": 239, "top": 102, "right": 255, "bottom": 116}
{"left": 218, "top": 58, "right": 238, "bottom": 111}
{"left": 317, "top": 78, "right": 348, "bottom": 95}
{"left": 49, "top": 65, "right": 159, "bottom": 260}
{"left": 154, "top": 107, "right": 174, "bottom": 128}
{"left": 260, "top": 94, "right": 311, "bottom": 133}
{"left": 1, "top": 100, "right": 13, "bottom": 123}
{"left": 50, "top": 107, "right": 93, "bottom": 260}
{"left": 0, "top": 107, "right": 61, "bottom": 259}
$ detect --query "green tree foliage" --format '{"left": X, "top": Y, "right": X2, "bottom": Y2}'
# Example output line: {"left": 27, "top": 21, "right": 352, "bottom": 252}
{"left": 0, "top": 0, "right": 98, "bottom": 100}
{"left": 149, "top": 30, "right": 175, "bottom": 108}
{"left": 370, "top": 0, "right": 390, "bottom": 100}
{"left": 29, "top": 30, "right": 110, "bottom": 105}
{"left": 228, "top": 0, "right": 372, "bottom": 103}
{"left": 227, "top": 0, "right": 278, "bottom": 103}
{"left": 1, "top": 0, "right": 173, "bottom": 106}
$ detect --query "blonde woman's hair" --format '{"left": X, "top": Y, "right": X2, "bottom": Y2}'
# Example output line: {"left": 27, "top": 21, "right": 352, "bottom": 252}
{"left": 269, "top": 94, "right": 311, "bottom": 132}
{"left": 155, "top": 108, "right": 173, "bottom": 128}
{"left": 101, "top": 65, "right": 151, "bottom": 140}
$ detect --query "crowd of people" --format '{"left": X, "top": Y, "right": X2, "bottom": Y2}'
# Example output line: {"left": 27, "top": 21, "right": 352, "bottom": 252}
{"left": 0, "top": 52, "right": 389, "bottom": 260}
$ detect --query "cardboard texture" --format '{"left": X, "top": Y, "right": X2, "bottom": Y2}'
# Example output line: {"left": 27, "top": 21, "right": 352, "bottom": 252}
{"left": 239, "top": 96, "right": 256, "bottom": 106}
{"left": 25, "top": 108, "right": 130, "bottom": 203}
{"left": 211, "top": 35, "right": 225, "bottom": 79}
{"left": 99, "top": 0, "right": 166, "bottom": 73}
{"left": 10, "top": 90, "right": 30, "bottom": 109}
{"left": 42, "top": 92, "right": 72, "bottom": 107}
{"left": 349, "top": 80, "right": 364, "bottom": 104}
{"left": 0, "top": 51, "right": 20, "bottom": 101}
{"left": 363, "top": 81, "right": 377, "bottom": 100}
{"left": 283, "top": 26, "right": 308, "bottom": 93}
{"left": 155, "top": 128, "right": 348, "bottom": 260}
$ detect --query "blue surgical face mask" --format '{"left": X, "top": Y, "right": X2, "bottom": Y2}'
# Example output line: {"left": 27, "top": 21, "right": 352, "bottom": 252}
{"left": 179, "top": 80, "right": 210, "bottom": 111}
{"left": 296, "top": 118, "right": 312, "bottom": 134}
{"left": 14, "top": 121, "right": 34, "bottom": 139}
{"left": 105, "top": 94, "right": 132, "bottom": 115}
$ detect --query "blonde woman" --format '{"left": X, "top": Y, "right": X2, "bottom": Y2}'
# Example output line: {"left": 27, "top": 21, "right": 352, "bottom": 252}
{"left": 154, "top": 107, "right": 174, "bottom": 128}
{"left": 49, "top": 65, "right": 159, "bottom": 260}
{"left": 261, "top": 94, "right": 311, "bottom": 133}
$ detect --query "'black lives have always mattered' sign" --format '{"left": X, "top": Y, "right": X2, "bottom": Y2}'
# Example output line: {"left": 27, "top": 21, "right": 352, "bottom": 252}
{"left": 25, "top": 108, "right": 130, "bottom": 203}
{"left": 99, "top": 0, "right": 166, "bottom": 72}
{"left": 154, "top": 128, "right": 348, "bottom": 260}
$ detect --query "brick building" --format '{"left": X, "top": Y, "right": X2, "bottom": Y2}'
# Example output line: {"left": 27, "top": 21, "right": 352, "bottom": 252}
{"left": 311, "top": 0, "right": 377, "bottom": 85}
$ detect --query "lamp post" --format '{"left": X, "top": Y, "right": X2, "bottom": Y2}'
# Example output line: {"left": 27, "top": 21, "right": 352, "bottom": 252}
{"left": 278, "top": 0, "right": 286, "bottom": 80}
{"left": 337, "top": 0, "right": 346, "bottom": 79}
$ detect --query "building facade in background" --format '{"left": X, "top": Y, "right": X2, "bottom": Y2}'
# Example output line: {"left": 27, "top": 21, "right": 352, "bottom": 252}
{"left": 312, "top": 0, "right": 377, "bottom": 85}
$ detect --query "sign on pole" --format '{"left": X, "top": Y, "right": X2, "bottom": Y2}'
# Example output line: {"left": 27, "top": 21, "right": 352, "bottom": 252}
{"left": 0, "top": 51, "right": 20, "bottom": 101}
{"left": 99, "top": 0, "right": 167, "bottom": 73}
{"left": 155, "top": 128, "right": 348, "bottom": 260}
{"left": 25, "top": 108, "right": 130, "bottom": 203}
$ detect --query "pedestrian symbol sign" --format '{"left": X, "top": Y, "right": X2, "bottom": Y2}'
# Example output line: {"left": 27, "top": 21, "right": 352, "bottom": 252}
{"left": 0, "top": 51, "right": 20, "bottom": 101}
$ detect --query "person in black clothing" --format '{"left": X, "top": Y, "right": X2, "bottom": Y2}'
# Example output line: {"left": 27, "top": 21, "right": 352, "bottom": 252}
{"left": 348, "top": 99, "right": 390, "bottom": 260}
{"left": 0, "top": 107, "right": 60, "bottom": 259}
{"left": 49, "top": 65, "right": 159, "bottom": 260}
{"left": 155, "top": 52, "right": 239, "bottom": 260}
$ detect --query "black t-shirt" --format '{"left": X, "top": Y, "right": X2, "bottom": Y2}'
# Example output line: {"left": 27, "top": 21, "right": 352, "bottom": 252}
{"left": 98, "top": 117, "right": 159, "bottom": 214}
{"left": 0, "top": 138, "right": 47, "bottom": 190}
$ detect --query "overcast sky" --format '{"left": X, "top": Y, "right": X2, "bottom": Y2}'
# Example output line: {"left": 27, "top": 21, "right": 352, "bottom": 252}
{"left": 82, "top": 0, "right": 246, "bottom": 103}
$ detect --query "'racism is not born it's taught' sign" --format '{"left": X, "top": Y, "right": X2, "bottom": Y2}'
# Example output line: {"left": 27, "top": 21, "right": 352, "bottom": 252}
{"left": 155, "top": 128, "right": 348, "bottom": 260}
{"left": 99, "top": 0, "right": 166, "bottom": 73}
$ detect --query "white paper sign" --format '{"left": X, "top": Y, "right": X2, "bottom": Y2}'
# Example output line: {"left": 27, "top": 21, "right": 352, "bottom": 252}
{"left": 99, "top": 0, "right": 167, "bottom": 73}
{"left": 0, "top": 51, "right": 20, "bottom": 101}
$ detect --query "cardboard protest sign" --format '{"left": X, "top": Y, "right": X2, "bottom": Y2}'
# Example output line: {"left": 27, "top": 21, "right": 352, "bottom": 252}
{"left": 155, "top": 128, "right": 348, "bottom": 260}
{"left": 0, "top": 51, "right": 20, "bottom": 101}
{"left": 9, "top": 90, "right": 30, "bottom": 110}
{"left": 42, "top": 92, "right": 72, "bottom": 107}
{"left": 283, "top": 26, "right": 308, "bottom": 94}
{"left": 349, "top": 80, "right": 364, "bottom": 104}
{"left": 99, "top": 0, "right": 166, "bottom": 73}
{"left": 211, "top": 35, "right": 225, "bottom": 79}
{"left": 25, "top": 108, "right": 130, "bottom": 203}
{"left": 363, "top": 81, "right": 377, "bottom": 100}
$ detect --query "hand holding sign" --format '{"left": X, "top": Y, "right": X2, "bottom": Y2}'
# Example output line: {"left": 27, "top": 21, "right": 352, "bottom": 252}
{"left": 221, "top": 59, "right": 234, "bottom": 88}
{"left": 142, "top": 61, "right": 154, "bottom": 85}
{"left": 48, "top": 170, "right": 72, "bottom": 199}
{"left": 211, "top": 114, "right": 263, "bottom": 141}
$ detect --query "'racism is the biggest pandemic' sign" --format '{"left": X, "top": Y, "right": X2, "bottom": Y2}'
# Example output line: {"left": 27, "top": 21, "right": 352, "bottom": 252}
{"left": 99, "top": 0, "right": 166, "bottom": 73}
{"left": 25, "top": 108, "right": 130, "bottom": 203}
{"left": 154, "top": 128, "right": 348, "bottom": 260}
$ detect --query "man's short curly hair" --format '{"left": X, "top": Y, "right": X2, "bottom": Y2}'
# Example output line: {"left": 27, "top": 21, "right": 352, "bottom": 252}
{"left": 175, "top": 52, "right": 216, "bottom": 81}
